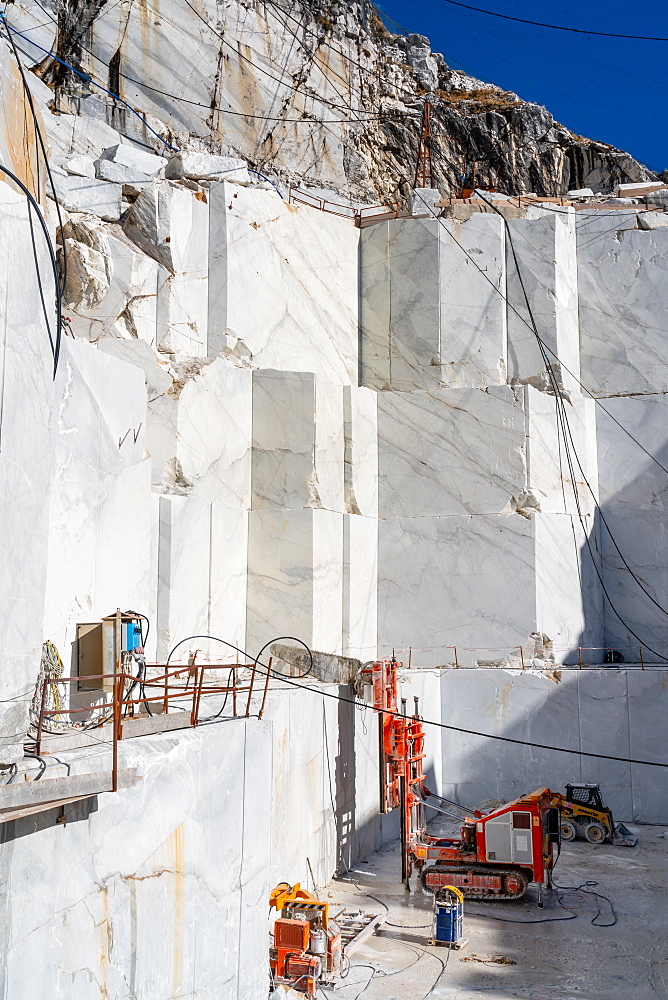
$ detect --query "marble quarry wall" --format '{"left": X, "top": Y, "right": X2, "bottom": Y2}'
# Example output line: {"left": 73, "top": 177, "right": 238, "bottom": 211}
{"left": 2, "top": 41, "right": 668, "bottom": 994}
{"left": 440, "top": 667, "right": 668, "bottom": 825}
{"left": 0, "top": 672, "right": 442, "bottom": 1000}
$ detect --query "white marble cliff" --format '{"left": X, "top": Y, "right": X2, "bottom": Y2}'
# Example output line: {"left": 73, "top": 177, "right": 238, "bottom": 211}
{"left": 2, "top": 7, "right": 668, "bottom": 997}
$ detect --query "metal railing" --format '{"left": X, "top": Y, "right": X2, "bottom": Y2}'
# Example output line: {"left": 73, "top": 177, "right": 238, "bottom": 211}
{"left": 28, "top": 656, "right": 275, "bottom": 789}
{"left": 392, "top": 644, "right": 664, "bottom": 669}
{"left": 288, "top": 186, "right": 405, "bottom": 226}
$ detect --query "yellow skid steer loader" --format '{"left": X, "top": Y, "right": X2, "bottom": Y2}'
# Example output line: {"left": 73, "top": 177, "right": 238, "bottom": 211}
{"left": 556, "top": 783, "right": 637, "bottom": 846}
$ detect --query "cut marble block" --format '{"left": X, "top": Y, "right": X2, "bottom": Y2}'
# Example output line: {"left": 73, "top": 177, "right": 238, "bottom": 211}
{"left": 438, "top": 214, "right": 507, "bottom": 387}
{"left": 595, "top": 394, "right": 668, "bottom": 654}
{"left": 208, "top": 183, "right": 359, "bottom": 384}
{"left": 578, "top": 220, "right": 668, "bottom": 395}
{"left": 124, "top": 183, "right": 209, "bottom": 355}
{"left": 0, "top": 182, "right": 54, "bottom": 750}
{"left": 43, "top": 339, "right": 151, "bottom": 660}
{"left": 49, "top": 169, "right": 122, "bottom": 220}
{"left": 360, "top": 218, "right": 439, "bottom": 391}
{"left": 377, "top": 385, "right": 526, "bottom": 518}
{"left": 156, "top": 264, "right": 208, "bottom": 356}
{"left": 343, "top": 514, "right": 378, "bottom": 660}
{"left": 251, "top": 370, "right": 315, "bottom": 510}
{"left": 524, "top": 385, "right": 598, "bottom": 516}
{"left": 143, "top": 356, "right": 251, "bottom": 505}
{"left": 315, "top": 379, "right": 345, "bottom": 512}
{"left": 343, "top": 385, "right": 378, "bottom": 517}
{"left": 157, "top": 496, "right": 248, "bottom": 660}
{"left": 377, "top": 512, "right": 601, "bottom": 666}
{"left": 246, "top": 509, "right": 344, "bottom": 657}
{"left": 63, "top": 216, "right": 159, "bottom": 346}
{"left": 506, "top": 209, "right": 579, "bottom": 391}
{"left": 360, "top": 214, "right": 506, "bottom": 390}
{"left": 251, "top": 370, "right": 343, "bottom": 512}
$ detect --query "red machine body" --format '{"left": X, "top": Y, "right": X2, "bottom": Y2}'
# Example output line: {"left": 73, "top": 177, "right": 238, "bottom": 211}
{"left": 362, "top": 659, "right": 560, "bottom": 899}
{"left": 270, "top": 918, "right": 321, "bottom": 997}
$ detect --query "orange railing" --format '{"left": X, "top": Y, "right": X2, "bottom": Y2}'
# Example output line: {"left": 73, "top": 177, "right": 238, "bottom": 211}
{"left": 28, "top": 656, "right": 274, "bottom": 789}
{"left": 288, "top": 186, "right": 405, "bottom": 227}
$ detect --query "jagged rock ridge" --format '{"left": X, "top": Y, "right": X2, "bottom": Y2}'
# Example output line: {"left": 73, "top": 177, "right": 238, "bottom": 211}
{"left": 13, "top": 0, "right": 654, "bottom": 201}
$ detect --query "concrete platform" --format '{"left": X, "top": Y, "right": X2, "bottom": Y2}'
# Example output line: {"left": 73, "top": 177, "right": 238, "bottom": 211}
{"left": 325, "top": 822, "right": 668, "bottom": 999}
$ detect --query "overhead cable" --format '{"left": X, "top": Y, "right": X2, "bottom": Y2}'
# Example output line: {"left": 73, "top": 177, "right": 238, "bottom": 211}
{"left": 437, "top": 0, "right": 668, "bottom": 41}
{"left": 0, "top": 162, "right": 61, "bottom": 376}
{"left": 163, "top": 633, "right": 668, "bottom": 768}
{"left": 3, "top": 18, "right": 179, "bottom": 152}
{"left": 2, "top": 15, "right": 68, "bottom": 294}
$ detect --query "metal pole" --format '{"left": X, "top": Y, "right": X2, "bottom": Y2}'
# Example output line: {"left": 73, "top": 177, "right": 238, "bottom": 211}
{"left": 408, "top": 646, "right": 412, "bottom": 670}
{"left": 578, "top": 647, "right": 582, "bottom": 670}
{"left": 246, "top": 658, "right": 257, "bottom": 718}
{"left": 520, "top": 647, "right": 525, "bottom": 670}
{"left": 112, "top": 675, "right": 119, "bottom": 792}
{"left": 35, "top": 678, "right": 48, "bottom": 757}
{"left": 453, "top": 647, "right": 459, "bottom": 669}
{"left": 190, "top": 663, "right": 200, "bottom": 726}
{"left": 232, "top": 665, "right": 237, "bottom": 718}
{"left": 258, "top": 656, "right": 272, "bottom": 720}
{"left": 639, "top": 646, "right": 644, "bottom": 670}
{"left": 163, "top": 665, "right": 169, "bottom": 715}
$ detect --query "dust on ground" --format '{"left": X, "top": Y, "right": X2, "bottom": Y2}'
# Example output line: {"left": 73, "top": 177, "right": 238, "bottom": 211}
{"left": 322, "top": 823, "right": 668, "bottom": 999}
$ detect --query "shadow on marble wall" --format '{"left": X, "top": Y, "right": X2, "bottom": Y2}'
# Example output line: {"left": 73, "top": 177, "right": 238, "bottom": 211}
{"left": 440, "top": 667, "right": 668, "bottom": 823}
{"left": 590, "top": 399, "right": 668, "bottom": 661}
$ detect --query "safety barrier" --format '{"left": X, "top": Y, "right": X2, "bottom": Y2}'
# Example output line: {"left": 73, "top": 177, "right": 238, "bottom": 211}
{"left": 288, "top": 186, "right": 407, "bottom": 227}
{"left": 390, "top": 644, "right": 664, "bottom": 669}
{"left": 28, "top": 655, "right": 276, "bottom": 788}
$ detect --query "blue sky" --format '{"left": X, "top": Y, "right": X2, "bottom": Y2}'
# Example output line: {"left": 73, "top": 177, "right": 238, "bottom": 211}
{"left": 376, "top": 1, "right": 668, "bottom": 172}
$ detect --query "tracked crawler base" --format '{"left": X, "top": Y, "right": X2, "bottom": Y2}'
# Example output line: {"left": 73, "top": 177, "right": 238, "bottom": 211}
{"left": 421, "top": 864, "right": 529, "bottom": 900}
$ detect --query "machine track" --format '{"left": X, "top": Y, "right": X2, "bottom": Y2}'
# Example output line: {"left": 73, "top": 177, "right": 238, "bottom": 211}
{"left": 421, "top": 863, "right": 529, "bottom": 900}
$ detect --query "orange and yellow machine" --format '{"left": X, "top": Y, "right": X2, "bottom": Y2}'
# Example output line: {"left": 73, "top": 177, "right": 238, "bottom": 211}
{"left": 360, "top": 658, "right": 562, "bottom": 899}
{"left": 269, "top": 883, "right": 342, "bottom": 997}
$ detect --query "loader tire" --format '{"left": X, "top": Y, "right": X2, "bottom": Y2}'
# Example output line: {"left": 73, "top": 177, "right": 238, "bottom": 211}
{"left": 560, "top": 819, "right": 577, "bottom": 842}
{"left": 584, "top": 821, "right": 607, "bottom": 844}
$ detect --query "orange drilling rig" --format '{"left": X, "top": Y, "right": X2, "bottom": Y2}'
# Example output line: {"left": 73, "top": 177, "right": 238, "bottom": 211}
{"left": 359, "top": 658, "right": 561, "bottom": 900}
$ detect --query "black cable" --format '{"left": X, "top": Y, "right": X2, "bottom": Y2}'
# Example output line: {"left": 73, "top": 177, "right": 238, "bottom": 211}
{"left": 474, "top": 188, "right": 668, "bottom": 657}
{"left": 3, "top": 16, "right": 68, "bottom": 296}
{"left": 166, "top": 631, "right": 668, "bottom": 766}
{"left": 253, "top": 636, "right": 314, "bottom": 679}
{"left": 437, "top": 0, "right": 668, "bottom": 42}
{"left": 552, "top": 879, "right": 617, "bottom": 927}
{"left": 0, "top": 162, "right": 61, "bottom": 376}
{"left": 198, "top": 667, "right": 235, "bottom": 723}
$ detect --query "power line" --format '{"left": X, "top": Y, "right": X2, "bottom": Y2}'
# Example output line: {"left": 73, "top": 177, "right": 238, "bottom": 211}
{"left": 0, "top": 161, "right": 62, "bottom": 377}
{"left": 166, "top": 634, "right": 668, "bottom": 768}
{"left": 437, "top": 0, "right": 668, "bottom": 41}
{"left": 4, "top": 17, "right": 178, "bottom": 151}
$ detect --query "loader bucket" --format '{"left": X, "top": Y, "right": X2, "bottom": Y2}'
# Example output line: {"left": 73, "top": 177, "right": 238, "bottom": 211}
{"left": 612, "top": 823, "right": 637, "bottom": 847}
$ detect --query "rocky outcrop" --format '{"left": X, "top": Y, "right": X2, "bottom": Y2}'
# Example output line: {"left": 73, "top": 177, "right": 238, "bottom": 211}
{"left": 15, "top": 0, "right": 654, "bottom": 201}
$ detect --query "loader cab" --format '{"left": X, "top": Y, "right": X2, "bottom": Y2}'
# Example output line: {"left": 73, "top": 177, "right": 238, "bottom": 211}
{"left": 565, "top": 783, "right": 604, "bottom": 811}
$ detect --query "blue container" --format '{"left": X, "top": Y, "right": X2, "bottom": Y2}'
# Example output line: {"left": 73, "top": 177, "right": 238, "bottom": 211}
{"left": 124, "top": 622, "right": 143, "bottom": 652}
{"left": 434, "top": 897, "right": 463, "bottom": 945}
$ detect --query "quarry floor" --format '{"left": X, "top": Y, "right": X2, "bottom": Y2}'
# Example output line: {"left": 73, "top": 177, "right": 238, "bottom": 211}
{"left": 323, "top": 823, "right": 668, "bottom": 1000}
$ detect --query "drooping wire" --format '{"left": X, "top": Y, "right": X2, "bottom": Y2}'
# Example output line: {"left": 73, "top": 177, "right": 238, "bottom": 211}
{"left": 474, "top": 189, "right": 668, "bottom": 657}
{"left": 2, "top": 14, "right": 68, "bottom": 295}
{"left": 0, "top": 162, "right": 61, "bottom": 376}
{"left": 3, "top": 18, "right": 178, "bottom": 152}
{"left": 163, "top": 631, "right": 668, "bottom": 767}
{"left": 436, "top": 0, "right": 668, "bottom": 42}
